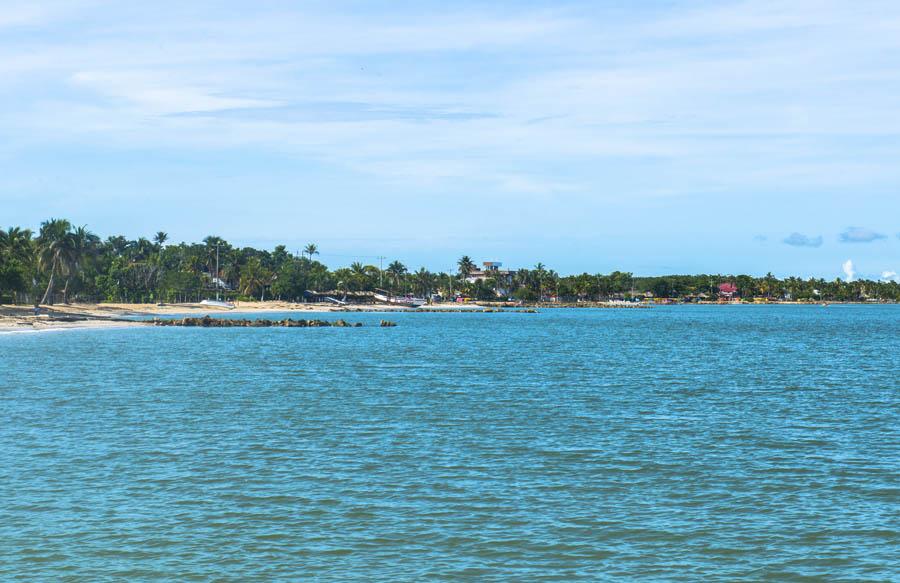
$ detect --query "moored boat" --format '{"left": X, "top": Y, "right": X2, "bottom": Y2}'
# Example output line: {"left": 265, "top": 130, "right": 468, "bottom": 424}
{"left": 200, "top": 299, "right": 235, "bottom": 309}
{"left": 373, "top": 289, "right": 427, "bottom": 308}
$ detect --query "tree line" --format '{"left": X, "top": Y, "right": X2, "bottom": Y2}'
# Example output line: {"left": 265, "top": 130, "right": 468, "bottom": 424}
{"left": 1, "top": 219, "right": 898, "bottom": 305}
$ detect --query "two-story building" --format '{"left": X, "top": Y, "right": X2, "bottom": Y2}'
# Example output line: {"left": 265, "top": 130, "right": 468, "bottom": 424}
{"left": 465, "top": 261, "right": 515, "bottom": 297}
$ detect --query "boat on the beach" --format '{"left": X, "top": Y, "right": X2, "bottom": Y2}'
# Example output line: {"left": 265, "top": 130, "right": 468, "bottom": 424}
{"left": 200, "top": 242, "right": 234, "bottom": 309}
{"left": 200, "top": 299, "right": 235, "bottom": 309}
{"left": 373, "top": 289, "right": 427, "bottom": 308}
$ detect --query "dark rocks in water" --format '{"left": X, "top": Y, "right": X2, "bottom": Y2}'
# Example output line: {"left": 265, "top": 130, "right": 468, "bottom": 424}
{"left": 380, "top": 320, "right": 397, "bottom": 327}
{"left": 152, "top": 316, "right": 378, "bottom": 328}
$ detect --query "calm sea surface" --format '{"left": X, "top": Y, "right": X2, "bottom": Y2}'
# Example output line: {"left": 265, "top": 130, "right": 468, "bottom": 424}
{"left": 1, "top": 306, "right": 898, "bottom": 581}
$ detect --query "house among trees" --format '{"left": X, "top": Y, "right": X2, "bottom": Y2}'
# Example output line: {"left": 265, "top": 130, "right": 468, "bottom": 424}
{"left": 465, "top": 261, "right": 515, "bottom": 297}
{"left": 207, "top": 275, "right": 232, "bottom": 291}
{"left": 718, "top": 282, "right": 738, "bottom": 301}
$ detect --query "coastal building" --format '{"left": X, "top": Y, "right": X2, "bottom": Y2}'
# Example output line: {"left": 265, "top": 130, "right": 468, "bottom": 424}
{"left": 466, "top": 261, "right": 515, "bottom": 297}
{"left": 205, "top": 274, "right": 232, "bottom": 291}
{"left": 718, "top": 282, "right": 738, "bottom": 301}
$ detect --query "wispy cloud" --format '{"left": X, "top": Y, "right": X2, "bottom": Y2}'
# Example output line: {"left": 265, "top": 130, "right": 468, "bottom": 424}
{"left": 2, "top": 0, "right": 900, "bottom": 196}
{"left": 1, "top": 0, "right": 900, "bottom": 272}
{"left": 783, "top": 233, "right": 823, "bottom": 247}
{"left": 882, "top": 270, "right": 899, "bottom": 282}
{"left": 839, "top": 227, "right": 887, "bottom": 243}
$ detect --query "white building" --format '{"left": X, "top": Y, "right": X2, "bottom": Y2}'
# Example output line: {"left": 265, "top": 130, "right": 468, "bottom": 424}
{"left": 466, "top": 261, "right": 515, "bottom": 297}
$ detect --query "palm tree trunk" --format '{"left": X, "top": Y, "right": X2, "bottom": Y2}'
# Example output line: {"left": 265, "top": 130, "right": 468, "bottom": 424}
{"left": 40, "top": 258, "right": 57, "bottom": 305}
{"left": 63, "top": 277, "right": 71, "bottom": 304}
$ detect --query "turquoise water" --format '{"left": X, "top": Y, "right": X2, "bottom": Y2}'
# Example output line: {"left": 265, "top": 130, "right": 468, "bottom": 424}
{"left": 1, "top": 306, "right": 898, "bottom": 580}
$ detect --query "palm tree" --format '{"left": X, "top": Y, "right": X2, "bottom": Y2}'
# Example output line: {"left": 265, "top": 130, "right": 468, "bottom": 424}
{"left": 457, "top": 255, "right": 476, "bottom": 281}
{"left": 240, "top": 257, "right": 272, "bottom": 301}
{"left": 304, "top": 243, "right": 319, "bottom": 261}
{"left": 0, "top": 227, "right": 34, "bottom": 264}
{"left": 61, "top": 226, "right": 100, "bottom": 303}
{"left": 104, "top": 235, "right": 130, "bottom": 258}
{"left": 413, "top": 267, "right": 434, "bottom": 297}
{"left": 128, "top": 237, "right": 155, "bottom": 262}
{"left": 153, "top": 231, "right": 169, "bottom": 249}
{"left": 386, "top": 260, "right": 407, "bottom": 290}
{"left": 37, "top": 218, "right": 73, "bottom": 305}
{"left": 533, "top": 262, "right": 548, "bottom": 300}
{"left": 349, "top": 261, "right": 367, "bottom": 291}
{"left": 0, "top": 227, "right": 34, "bottom": 303}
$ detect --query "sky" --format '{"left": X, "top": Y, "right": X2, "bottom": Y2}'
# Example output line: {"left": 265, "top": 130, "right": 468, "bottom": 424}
{"left": 1, "top": 0, "right": 899, "bottom": 278}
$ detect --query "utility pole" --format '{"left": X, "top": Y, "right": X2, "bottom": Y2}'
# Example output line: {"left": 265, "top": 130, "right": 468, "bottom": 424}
{"left": 215, "top": 242, "right": 220, "bottom": 301}
{"left": 378, "top": 256, "right": 385, "bottom": 287}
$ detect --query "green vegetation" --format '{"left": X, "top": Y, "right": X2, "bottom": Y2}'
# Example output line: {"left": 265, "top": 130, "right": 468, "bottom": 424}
{"left": 1, "top": 219, "right": 899, "bottom": 305}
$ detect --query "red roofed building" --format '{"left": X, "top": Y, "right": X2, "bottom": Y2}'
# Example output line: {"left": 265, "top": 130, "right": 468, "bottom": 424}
{"left": 718, "top": 282, "right": 738, "bottom": 300}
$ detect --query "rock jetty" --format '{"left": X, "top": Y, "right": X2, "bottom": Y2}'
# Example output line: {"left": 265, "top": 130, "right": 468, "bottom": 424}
{"left": 153, "top": 315, "right": 392, "bottom": 328}
{"left": 336, "top": 307, "right": 538, "bottom": 314}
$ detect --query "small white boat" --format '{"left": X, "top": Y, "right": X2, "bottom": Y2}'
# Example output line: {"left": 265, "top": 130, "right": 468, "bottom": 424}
{"left": 373, "top": 289, "right": 427, "bottom": 308}
{"left": 200, "top": 299, "right": 235, "bottom": 309}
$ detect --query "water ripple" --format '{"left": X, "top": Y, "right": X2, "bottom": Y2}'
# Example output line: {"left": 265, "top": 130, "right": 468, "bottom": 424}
{"left": 1, "top": 306, "right": 898, "bottom": 580}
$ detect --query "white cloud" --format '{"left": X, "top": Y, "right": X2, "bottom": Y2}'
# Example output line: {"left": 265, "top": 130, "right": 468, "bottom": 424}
{"left": 2, "top": 0, "right": 900, "bottom": 198}
{"left": 842, "top": 259, "right": 856, "bottom": 282}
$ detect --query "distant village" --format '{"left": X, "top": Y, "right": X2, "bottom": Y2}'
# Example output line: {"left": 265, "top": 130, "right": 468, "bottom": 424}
{"left": 2, "top": 220, "right": 899, "bottom": 305}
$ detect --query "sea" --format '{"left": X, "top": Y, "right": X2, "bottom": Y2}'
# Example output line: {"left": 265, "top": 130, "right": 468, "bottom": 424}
{"left": 1, "top": 305, "right": 898, "bottom": 581}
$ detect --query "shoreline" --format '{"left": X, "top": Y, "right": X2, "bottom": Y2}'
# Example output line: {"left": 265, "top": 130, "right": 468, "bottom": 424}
{"left": 0, "top": 301, "right": 479, "bottom": 333}
{"left": 1, "top": 299, "right": 894, "bottom": 334}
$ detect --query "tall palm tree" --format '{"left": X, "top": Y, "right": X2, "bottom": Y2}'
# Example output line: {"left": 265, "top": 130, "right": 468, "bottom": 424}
{"left": 349, "top": 261, "right": 380, "bottom": 291}
{"left": 457, "top": 256, "right": 476, "bottom": 279}
{"left": 60, "top": 226, "right": 100, "bottom": 303}
{"left": 349, "top": 262, "right": 366, "bottom": 291}
{"left": 150, "top": 232, "right": 169, "bottom": 301}
{"left": 240, "top": 257, "right": 272, "bottom": 301}
{"left": 304, "top": 243, "right": 319, "bottom": 261}
{"left": 131, "top": 237, "right": 155, "bottom": 261}
{"left": 413, "top": 267, "right": 434, "bottom": 297}
{"left": 533, "top": 262, "right": 548, "bottom": 300}
{"left": 0, "top": 226, "right": 34, "bottom": 264}
{"left": 153, "top": 231, "right": 169, "bottom": 249}
{"left": 386, "top": 260, "right": 407, "bottom": 290}
{"left": 0, "top": 227, "right": 34, "bottom": 303}
{"left": 37, "top": 218, "right": 73, "bottom": 305}
{"left": 105, "top": 235, "right": 130, "bottom": 257}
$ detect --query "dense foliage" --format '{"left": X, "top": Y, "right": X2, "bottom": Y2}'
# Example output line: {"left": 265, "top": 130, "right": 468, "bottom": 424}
{"left": 1, "top": 219, "right": 898, "bottom": 304}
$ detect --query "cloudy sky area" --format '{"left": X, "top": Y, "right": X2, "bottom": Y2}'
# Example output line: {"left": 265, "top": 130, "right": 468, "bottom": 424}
{"left": 1, "top": 0, "right": 899, "bottom": 277}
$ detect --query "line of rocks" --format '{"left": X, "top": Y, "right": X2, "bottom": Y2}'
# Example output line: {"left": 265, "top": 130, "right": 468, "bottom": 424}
{"left": 153, "top": 316, "right": 396, "bottom": 328}
{"left": 336, "top": 307, "right": 538, "bottom": 314}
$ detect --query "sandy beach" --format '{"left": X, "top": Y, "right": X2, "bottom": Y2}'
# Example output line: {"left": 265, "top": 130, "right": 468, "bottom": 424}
{"left": 0, "top": 301, "right": 480, "bottom": 333}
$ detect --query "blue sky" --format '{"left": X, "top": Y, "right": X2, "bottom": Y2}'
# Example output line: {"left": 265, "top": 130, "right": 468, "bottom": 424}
{"left": 1, "top": 0, "right": 899, "bottom": 278}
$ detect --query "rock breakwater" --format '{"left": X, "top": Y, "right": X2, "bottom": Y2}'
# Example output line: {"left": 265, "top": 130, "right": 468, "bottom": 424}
{"left": 153, "top": 316, "right": 392, "bottom": 328}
